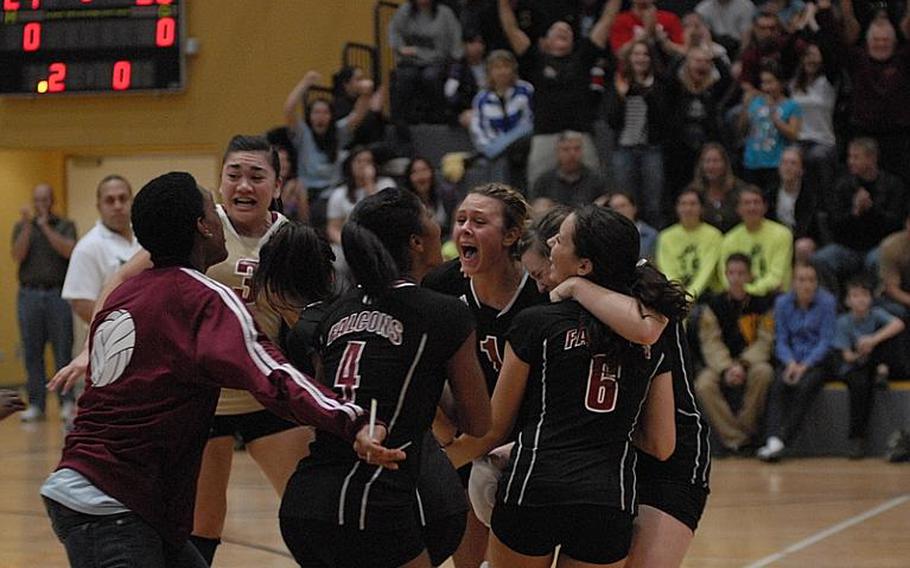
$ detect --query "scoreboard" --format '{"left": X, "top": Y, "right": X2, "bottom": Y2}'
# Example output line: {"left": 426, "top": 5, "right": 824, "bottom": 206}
{"left": 0, "top": 0, "right": 185, "bottom": 95}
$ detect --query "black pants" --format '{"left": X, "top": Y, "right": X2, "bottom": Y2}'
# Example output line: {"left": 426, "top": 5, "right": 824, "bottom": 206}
{"left": 766, "top": 356, "right": 833, "bottom": 444}
{"left": 44, "top": 498, "right": 206, "bottom": 568}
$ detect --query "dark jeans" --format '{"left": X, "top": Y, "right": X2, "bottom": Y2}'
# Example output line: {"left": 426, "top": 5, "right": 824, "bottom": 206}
{"left": 17, "top": 286, "right": 73, "bottom": 411}
{"left": 766, "top": 356, "right": 834, "bottom": 444}
{"left": 44, "top": 498, "right": 206, "bottom": 568}
{"left": 393, "top": 63, "right": 446, "bottom": 124}
{"left": 611, "top": 144, "right": 664, "bottom": 227}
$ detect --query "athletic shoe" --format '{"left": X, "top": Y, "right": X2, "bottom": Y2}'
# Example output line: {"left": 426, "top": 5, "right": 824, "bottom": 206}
{"left": 20, "top": 406, "right": 45, "bottom": 422}
{"left": 885, "top": 430, "right": 910, "bottom": 463}
{"left": 757, "top": 436, "right": 785, "bottom": 462}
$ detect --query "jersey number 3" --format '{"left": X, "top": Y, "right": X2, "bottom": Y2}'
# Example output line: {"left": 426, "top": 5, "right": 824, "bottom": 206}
{"left": 334, "top": 341, "right": 366, "bottom": 402}
{"left": 585, "top": 355, "right": 618, "bottom": 413}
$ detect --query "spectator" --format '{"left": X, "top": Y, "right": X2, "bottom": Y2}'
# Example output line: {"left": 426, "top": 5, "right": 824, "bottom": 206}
{"left": 403, "top": 156, "right": 451, "bottom": 235}
{"left": 757, "top": 262, "right": 836, "bottom": 462}
{"left": 284, "top": 71, "right": 374, "bottom": 226}
{"left": 607, "top": 39, "right": 675, "bottom": 226}
{"left": 790, "top": 40, "right": 838, "bottom": 207}
{"left": 610, "top": 0, "right": 686, "bottom": 56}
{"left": 530, "top": 131, "right": 607, "bottom": 208}
{"left": 814, "top": 137, "right": 907, "bottom": 293}
{"left": 445, "top": 30, "right": 487, "bottom": 128}
{"left": 695, "top": 0, "right": 757, "bottom": 55}
{"left": 840, "top": 1, "right": 910, "bottom": 186}
{"left": 719, "top": 186, "right": 794, "bottom": 295}
{"left": 768, "top": 146, "right": 820, "bottom": 263}
{"left": 605, "top": 190, "right": 659, "bottom": 260}
{"left": 470, "top": 49, "right": 534, "bottom": 188}
{"left": 879, "top": 211, "right": 910, "bottom": 318}
{"left": 738, "top": 12, "right": 800, "bottom": 90}
{"left": 665, "top": 43, "right": 732, "bottom": 202}
{"left": 656, "top": 188, "right": 723, "bottom": 299}
{"left": 266, "top": 126, "right": 308, "bottom": 223}
{"left": 389, "top": 0, "right": 463, "bottom": 124}
{"left": 739, "top": 61, "right": 803, "bottom": 195}
{"left": 62, "top": 175, "right": 141, "bottom": 325}
{"left": 332, "top": 66, "right": 387, "bottom": 149}
{"left": 833, "top": 276, "right": 906, "bottom": 458}
{"left": 696, "top": 253, "right": 775, "bottom": 454}
{"left": 763, "top": 0, "right": 808, "bottom": 33}
{"left": 11, "top": 183, "right": 76, "bottom": 422}
{"left": 326, "top": 147, "right": 397, "bottom": 246}
{"left": 688, "top": 142, "right": 749, "bottom": 232}
{"left": 498, "top": 0, "right": 619, "bottom": 187}
{"left": 681, "top": 11, "right": 732, "bottom": 63}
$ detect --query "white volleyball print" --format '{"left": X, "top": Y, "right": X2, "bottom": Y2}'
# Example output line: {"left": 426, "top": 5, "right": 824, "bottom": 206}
{"left": 90, "top": 309, "right": 136, "bottom": 388}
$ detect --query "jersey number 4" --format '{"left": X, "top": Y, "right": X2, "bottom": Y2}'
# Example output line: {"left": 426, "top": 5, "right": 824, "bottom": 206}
{"left": 585, "top": 355, "right": 618, "bottom": 413}
{"left": 334, "top": 341, "right": 366, "bottom": 402}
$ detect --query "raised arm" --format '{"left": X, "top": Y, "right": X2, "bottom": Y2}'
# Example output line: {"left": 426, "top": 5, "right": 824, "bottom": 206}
{"left": 632, "top": 371, "right": 676, "bottom": 460}
{"left": 550, "top": 276, "right": 668, "bottom": 345}
{"left": 498, "top": 0, "right": 531, "bottom": 56}
{"left": 283, "top": 71, "right": 322, "bottom": 129}
{"left": 590, "top": 0, "right": 622, "bottom": 49}
{"left": 444, "top": 343, "right": 529, "bottom": 469}
{"left": 39, "top": 219, "right": 76, "bottom": 259}
{"left": 343, "top": 78, "right": 375, "bottom": 133}
{"left": 840, "top": 0, "right": 862, "bottom": 46}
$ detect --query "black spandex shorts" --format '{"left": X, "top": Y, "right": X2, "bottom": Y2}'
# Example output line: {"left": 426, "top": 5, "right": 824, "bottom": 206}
{"left": 490, "top": 502, "right": 633, "bottom": 564}
{"left": 208, "top": 409, "right": 298, "bottom": 443}
{"left": 637, "top": 478, "right": 708, "bottom": 532}
{"left": 279, "top": 516, "right": 425, "bottom": 568}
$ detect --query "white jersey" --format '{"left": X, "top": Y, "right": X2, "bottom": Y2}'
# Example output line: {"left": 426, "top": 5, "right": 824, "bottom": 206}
{"left": 207, "top": 204, "right": 287, "bottom": 415}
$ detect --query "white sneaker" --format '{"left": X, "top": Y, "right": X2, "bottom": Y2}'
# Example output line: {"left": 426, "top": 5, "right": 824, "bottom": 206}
{"left": 20, "top": 406, "right": 46, "bottom": 422}
{"left": 757, "top": 436, "right": 785, "bottom": 462}
{"left": 60, "top": 402, "right": 75, "bottom": 421}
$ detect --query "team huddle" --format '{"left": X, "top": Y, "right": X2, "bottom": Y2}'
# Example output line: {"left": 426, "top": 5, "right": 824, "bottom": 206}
{"left": 41, "top": 135, "right": 710, "bottom": 568}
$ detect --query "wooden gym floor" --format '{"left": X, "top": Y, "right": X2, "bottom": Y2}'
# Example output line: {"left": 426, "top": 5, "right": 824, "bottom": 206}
{"left": 1, "top": 403, "right": 908, "bottom": 567}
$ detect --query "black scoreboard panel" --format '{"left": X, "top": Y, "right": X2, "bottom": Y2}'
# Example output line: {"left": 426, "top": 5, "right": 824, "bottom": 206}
{"left": 0, "top": 0, "right": 185, "bottom": 95}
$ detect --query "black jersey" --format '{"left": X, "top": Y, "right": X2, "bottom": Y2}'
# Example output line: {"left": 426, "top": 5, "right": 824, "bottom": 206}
{"left": 637, "top": 320, "right": 712, "bottom": 490}
{"left": 279, "top": 282, "right": 474, "bottom": 530}
{"left": 423, "top": 259, "right": 547, "bottom": 394}
{"left": 497, "top": 301, "right": 670, "bottom": 512}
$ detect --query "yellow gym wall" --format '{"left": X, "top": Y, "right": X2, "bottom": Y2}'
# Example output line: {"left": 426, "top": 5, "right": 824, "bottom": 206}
{"left": 0, "top": 0, "right": 385, "bottom": 386}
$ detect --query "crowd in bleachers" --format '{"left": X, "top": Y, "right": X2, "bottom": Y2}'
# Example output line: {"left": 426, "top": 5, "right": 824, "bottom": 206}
{"left": 268, "top": 0, "right": 910, "bottom": 462}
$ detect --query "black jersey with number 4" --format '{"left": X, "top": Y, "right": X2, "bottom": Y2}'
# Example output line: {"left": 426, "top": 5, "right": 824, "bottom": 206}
{"left": 423, "top": 259, "right": 546, "bottom": 394}
{"left": 497, "top": 301, "right": 670, "bottom": 512}
{"left": 279, "top": 282, "right": 474, "bottom": 530}
{"left": 637, "top": 320, "right": 712, "bottom": 490}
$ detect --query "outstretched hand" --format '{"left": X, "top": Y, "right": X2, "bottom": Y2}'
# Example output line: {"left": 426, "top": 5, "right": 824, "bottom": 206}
{"left": 354, "top": 424, "right": 407, "bottom": 470}
{"left": 0, "top": 390, "right": 26, "bottom": 421}
{"left": 48, "top": 347, "right": 89, "bottom": 394}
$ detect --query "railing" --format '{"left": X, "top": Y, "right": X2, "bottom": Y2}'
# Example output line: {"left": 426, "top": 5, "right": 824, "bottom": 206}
{"left": 343, "top": 42, "right": 380, "bottom": 86}
{"left": 373, "top": 0, "right": 401, "bottom": 87}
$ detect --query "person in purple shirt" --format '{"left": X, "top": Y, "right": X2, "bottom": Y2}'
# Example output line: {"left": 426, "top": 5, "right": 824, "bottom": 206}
{"left": 40, "top": 172, "right": 402, "bottom": 568}
{"left": 757, "top": 262, "right": 837, "bottom": 462}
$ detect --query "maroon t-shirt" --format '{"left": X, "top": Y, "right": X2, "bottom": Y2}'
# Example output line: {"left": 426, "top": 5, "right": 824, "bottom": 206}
{"left": 56, "top": 266, "right": 366, "bottom": 545}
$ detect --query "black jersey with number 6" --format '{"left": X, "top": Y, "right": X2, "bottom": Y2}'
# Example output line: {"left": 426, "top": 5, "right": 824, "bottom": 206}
{"left": 423, "top": 259, "right": 546, "bottom": 394}
{"left": 279, "top": 282, "right": 474, "bottom": 530}
{"left": 497, "top": 301, "right": 670, "bottom": 512}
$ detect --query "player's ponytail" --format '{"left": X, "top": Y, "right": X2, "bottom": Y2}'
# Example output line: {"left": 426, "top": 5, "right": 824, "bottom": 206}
{"left": 253, "top": 222, "right": 335, "bottom": 312}
{"left": 343, "top": 187, "right": 425, "bottom": 300}
{"left": 630, "top": 259, "right": 690, "bottom": 322}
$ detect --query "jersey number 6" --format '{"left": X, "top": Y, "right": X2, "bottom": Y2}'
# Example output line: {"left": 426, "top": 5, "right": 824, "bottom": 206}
{"left": 585, "top": 355, "right": 618, "bottom": 413}
{"left": 334, "top": 341, "right": 366, "bottom": 402}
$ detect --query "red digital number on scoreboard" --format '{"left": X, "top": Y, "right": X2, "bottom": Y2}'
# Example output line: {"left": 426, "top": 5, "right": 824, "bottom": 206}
{"left": 47, "top": 62, "right": 66, "bottom": 92}
{"left": 112, "top": 60, "right": 131, "bottom": 90}
{"left": 155, "top": 16, "right": 175, "bottom": 47}
{"left": 23, "top": 22, "right": 40, "bottom": 51}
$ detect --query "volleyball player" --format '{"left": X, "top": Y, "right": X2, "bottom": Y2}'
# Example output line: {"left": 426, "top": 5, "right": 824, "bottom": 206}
{"left": 422, "top": 183, "right": 545, "bottom": 567}
{"left": 49, "top": 135, "right": 315, "bottom": 565}
{"left": 40, "top": 172, "right": 399, "bottom": 568}
{"left": 452, "top": 206, "right": 684, "bottom": 567}
{"left": 277, "top": 188, "right": 491, "bottom": 568}
{"left": 254, "top": 221, "right": 470, "bottom": 567}
{"left": 549, "top": 258, "right": 710, "bottom": 567}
